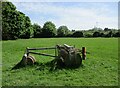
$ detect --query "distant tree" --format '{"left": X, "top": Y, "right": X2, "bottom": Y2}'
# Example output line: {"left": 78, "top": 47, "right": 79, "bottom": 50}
{"left": 104, "top": 31, "right": 112, "bottom": 37}
{"left": 113, "top": 32, "right": 120, "bottom": 37}
{"left": 32, "top": 23, "right": 42, "bottom": 38}
{"left": 100, "top": 33, "right": 105, "bottom": 37}
{"left": 72, "top": 31, "right": 84, "bottom": 37}
{"left": 71, "top": 30, "right": 75, "bottom": 32}
{"left": 66, "top": 33, "right": 72, "bottom": 37}
{"left": 57, "top": 26, "right": 69, "bottom": 37}
{"left": 84, "top": 33, "right": 93, "bottom": 38}
{"left": 2, "top": 2, "right": 33, "bottom": 40}
{"left": 19, "top": 16, "right": 33, "bottom": 39}
{"left": 116, "top": 32, "right": 120, "bottom": 37}
{"left": 2, "top": 2, "right": 17, "bottom": 40}
{"left": 104, "top": 28, "right": 111, "bottom": 31}
{"left": 41, "top": 21, "right": 56, "bottom": 38}
{"left": 93, "top": 31, "right": 101, "bottom": 37}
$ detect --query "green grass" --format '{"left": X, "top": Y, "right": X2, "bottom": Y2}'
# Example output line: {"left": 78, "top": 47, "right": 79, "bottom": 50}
{"left": 2, "top": 38, "right": 118, "bottom": 86}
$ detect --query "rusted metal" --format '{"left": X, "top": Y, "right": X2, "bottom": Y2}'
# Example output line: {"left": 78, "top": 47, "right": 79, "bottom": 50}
{"left": 27, "top": 47, "right": 55, "bottom": 50}
{"left": 82, "top": 47, "right": 86, "bottom": 60}
{"left": 29, "top": 51, "right": 56, "bottom": 57}
{"left": 17, "top": 44, "right": 86, "bottom": 68}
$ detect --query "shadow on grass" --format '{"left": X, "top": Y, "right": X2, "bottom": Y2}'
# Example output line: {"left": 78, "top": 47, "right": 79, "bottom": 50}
{"left": 34, "top": 59, "right": 84, "bottom": 72}
{"left": 12, "top": 59, "right": 84, "bottom": 71}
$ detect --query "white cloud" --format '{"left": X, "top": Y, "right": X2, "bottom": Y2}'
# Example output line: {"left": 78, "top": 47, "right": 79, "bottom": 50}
{"left": 13, "top": 2, "right": 118, "bottom": 30}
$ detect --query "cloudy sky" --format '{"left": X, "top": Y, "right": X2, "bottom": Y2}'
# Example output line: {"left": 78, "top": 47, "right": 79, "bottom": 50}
{"left": 11, "top": 0, "right": 119, "bottom": 30}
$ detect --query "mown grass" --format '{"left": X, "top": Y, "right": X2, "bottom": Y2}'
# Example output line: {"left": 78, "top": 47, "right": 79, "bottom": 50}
{"left": 2, "top": 38, "right": 118, "bottom": 86}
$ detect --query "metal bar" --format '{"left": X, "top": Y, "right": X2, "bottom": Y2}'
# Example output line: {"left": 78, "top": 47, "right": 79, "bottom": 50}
{"left": 29, "top": 51, "right": 56, "bottom": 57}
{"left": 28, "top": 47, "right": 56, "bottom": 50}
{"left": 55, "top": 46, "right": 57, "bottom": 57}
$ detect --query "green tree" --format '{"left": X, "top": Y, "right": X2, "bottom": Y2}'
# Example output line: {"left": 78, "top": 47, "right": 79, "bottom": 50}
{"left": 41, "top": 21, "right": 56, "bottom": 38}
{"left": 57, "top": 26, "right": 69, "bottom": 37}
{"left": 2, "top": 2, "right": 33, "bottom": 40}
{"left": 113, "top": 31, "right": 120, "bottom": 37}
{"left": 2, "top": 2, "right": 17, "bottom": 40}
{"left": 104, "top": 28, "right": 111, "bottom": 31}
{"left": 19, "top": 15, "right": 33, "bottom": 39}
{"left": 84, "top": 33, "right": 93, "bottom": 37}
{"left": 32, "top": 23, "right": 42, "bottom": 38}
{"left": 93, "top": 31, "right": 101, "bottom": 37}
{"left": 104, "top": 31, "right": 112, "bottom": 37}
{"left": 72, "top": 31, "right": 84, "bottom": 37}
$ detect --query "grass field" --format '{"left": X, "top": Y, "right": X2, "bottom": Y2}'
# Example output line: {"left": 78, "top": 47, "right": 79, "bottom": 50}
{"left": 2, "top": 38, "right": 118, "bottom": 86}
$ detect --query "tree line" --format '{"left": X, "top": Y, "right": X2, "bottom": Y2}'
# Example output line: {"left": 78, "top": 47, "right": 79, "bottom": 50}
{"left": 2, "top": 2, "right": 120, "bottom": 40}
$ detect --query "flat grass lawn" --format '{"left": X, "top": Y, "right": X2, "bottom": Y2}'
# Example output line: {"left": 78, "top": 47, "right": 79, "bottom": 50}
{"left": 2, "top": 38, "right": 118, "bottom": 86}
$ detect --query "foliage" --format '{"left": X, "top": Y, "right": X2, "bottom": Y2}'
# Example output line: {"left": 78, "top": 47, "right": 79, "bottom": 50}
{"left": 32, "top": 23, "right": 42, "bottom": 38}
{"left": 84, "top": 33, "right": 93, "bottom": 38}
{"left": 2, "top": 2, "right": 32, "bottom": 40}
{"left": 2, "top": 2, "right": 17, "bottom": 40}
{"left": 104, "top": 31, "right": 112, "bottom": 37}
{"left": 57, "top": 26, "right": 69, "bottom": 37}
{"left": 104, "top": 28, "right": 111, "bottom": 31}
{"left": 41, "top": 21, "right": 56, "bottom": 38}
{"left": 93, "top": 31, "right": 101, "bottom": 37}
{"left": 19, "top": 15, "right": 33, "bottom": 39}
{"left": 72, "top": 31, "right": 84, "bottom": 37}
{"left": 113, "top": 31, "right": 120, "bottom": 37}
